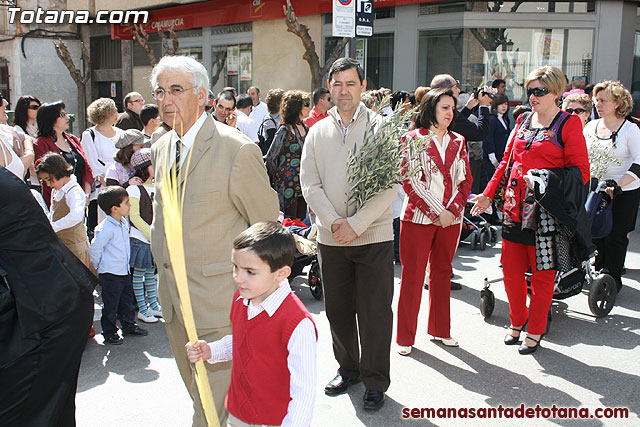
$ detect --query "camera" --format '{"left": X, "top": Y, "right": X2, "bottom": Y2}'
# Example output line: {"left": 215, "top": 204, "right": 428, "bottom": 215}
{"left": 473, "top": 87, "right": 495, "bottom": 100}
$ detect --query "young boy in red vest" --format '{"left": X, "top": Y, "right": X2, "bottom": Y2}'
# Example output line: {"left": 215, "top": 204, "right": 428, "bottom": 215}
{"left": 186, "top": 221, "right": 317, "bottom": 427}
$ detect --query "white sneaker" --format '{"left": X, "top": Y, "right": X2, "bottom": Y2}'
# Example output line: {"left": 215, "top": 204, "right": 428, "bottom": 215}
{"left": 137, "top": 311, "right": 159, "bottom": 323}
{"left": 148, "top": 308, "right": 163, "bottom": 318}
{"left": 397, "top": 345, "right": 412, "bottom": 356}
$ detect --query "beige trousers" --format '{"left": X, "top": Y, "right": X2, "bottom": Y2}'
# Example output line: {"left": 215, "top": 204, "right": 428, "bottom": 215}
{"left": 165, "top": 310, "right": 232, "bottom": 427}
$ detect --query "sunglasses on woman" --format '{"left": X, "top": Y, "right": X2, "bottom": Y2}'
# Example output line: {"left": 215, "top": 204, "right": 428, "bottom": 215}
{"left": 28, "top": 104, "right": 40, "bottom": 110}
{"left": 565, "top": 107, "right": 586, "bottom": 114}
{"left": 526, "top": 87, "right": 549, "bottom": 97}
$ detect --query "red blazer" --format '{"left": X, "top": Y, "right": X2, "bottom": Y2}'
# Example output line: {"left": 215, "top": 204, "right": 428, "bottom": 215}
{"left": 401, "top": 128, "right": 472, "bottom": 224}
{"left": 484, "top": 112, "right": 589, "bottom": 223}
{"left": 34, "top": 133, "right": 93, "bottom": 207}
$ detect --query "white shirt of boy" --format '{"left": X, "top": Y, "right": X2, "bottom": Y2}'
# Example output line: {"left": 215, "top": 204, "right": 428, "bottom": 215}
{"left": 207, "top": 279, "right": 316, "bottom": 427}
{"left": 49, "top": 175, "right": 86, "bottom": 233}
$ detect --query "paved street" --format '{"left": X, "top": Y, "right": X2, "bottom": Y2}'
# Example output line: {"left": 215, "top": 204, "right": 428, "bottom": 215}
{"left": 77, "top": 227, "right": 640, "bottom": 426}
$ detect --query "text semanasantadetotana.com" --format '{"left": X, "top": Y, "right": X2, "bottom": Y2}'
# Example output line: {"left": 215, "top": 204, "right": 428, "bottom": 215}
{"left": 402, "top": 404, "right": 630, "bottom": 419}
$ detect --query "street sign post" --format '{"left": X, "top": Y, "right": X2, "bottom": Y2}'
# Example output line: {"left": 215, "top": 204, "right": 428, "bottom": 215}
{"left": 332, "top": 0, "right": 355, "bottom": 38}
{"left": 355, "top": 0, "right": 374, "bottom": 37}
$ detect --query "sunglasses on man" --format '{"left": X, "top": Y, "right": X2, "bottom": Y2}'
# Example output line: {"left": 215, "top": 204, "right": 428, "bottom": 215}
{"left": 565, "top": 107, "right": 586, "bottom": 114}
{"left": 526, "top": 87, "right": 549, "bottom": 97}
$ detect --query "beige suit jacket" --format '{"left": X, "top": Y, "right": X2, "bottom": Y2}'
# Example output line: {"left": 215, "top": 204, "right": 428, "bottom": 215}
{"left": 150, "top": 116, "right": 279, "bottom": 328}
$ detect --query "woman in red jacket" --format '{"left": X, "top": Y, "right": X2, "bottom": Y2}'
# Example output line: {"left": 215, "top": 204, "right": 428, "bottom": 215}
{"left": 472, "top": 66, "right": 590, "bottom": 354}
{"left": 396, "top": 88, "right": 472, "bottom": 355}
{"left": 34, "top": 101, "right": 93, "bottom": 208}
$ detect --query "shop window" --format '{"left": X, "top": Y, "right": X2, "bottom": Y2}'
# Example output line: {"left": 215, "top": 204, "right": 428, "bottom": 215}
{"left": 91, "top": 36, "right": 122, "bottom": 69}
{"left": 418, "top": 28, "right": 593, "bottom": 103}
{"left": 177, "top": 47, "right": 203, "bottom": 62}
{"left": 211, "top": 44, "right": 252, "bottom": 95}
{"left": 420, "top": 1, "right": 595, "bottom": 14}
{"left": 323, "top": 34, "right": 394, "bottom": 90}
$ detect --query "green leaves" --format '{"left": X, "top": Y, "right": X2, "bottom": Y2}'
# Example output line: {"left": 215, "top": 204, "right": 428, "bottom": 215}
{"left": 346, "top": 97, "right": 431, "bottom": 211}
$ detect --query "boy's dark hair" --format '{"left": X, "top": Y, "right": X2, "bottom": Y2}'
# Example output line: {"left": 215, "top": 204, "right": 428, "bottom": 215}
{"left": 415, "top": 88, "right": 457, "bottom": 131}
{"left": 34, "top": 152, "right": 73, "bottom": 179}
{"left": 328, "top": 57, "right": 364, "bottom": 83}
{"left": 512, "top": 104, "right": 532, "bottom": 122}
{"left": 140, "top": 104, "right": 159, "bottom": 126}
{"left": 134, "top": 165, "right": 152, "bottom": 182}
{"left": 98, "top": 186, "right": 128, "bottom": 215}
{"left": 236, "top": 94, "right": 253, "bottom": 110}
{"left": 233, "top": 221, "right": 296, "bottom": 272}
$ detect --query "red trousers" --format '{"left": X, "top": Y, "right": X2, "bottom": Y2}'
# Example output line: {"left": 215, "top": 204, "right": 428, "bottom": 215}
{"left": 501, "top": 239, "right": 556, "bottom": 335}
{"left": 396, "top": 221, "right": 460, "bottom": 345}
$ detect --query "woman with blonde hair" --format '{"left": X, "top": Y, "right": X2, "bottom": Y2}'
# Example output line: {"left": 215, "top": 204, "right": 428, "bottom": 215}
{"left": 583, "top": 81, "right": 640, "bottom": 293}
{"left": 81, "top": 97, "right": 122, "bottom": 232}
{"left": 562, "top": 92, "right": 592, "bottom": 129}
{"left": 472, "top": 66, "right": 590, "bottom": 354}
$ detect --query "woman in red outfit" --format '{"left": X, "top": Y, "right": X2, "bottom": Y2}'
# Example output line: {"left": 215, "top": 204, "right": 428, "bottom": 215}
{"left": 471, "top": 66, "right": 590, "bottom": 354}
{"left": 396, "top": 88, "right": 472, "bottom": 355}
{"left": 34, "top": 101, "right": 93, "bottom": 207}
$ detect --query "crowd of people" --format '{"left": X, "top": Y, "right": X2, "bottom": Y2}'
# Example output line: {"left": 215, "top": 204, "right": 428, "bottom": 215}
{"left": 1, "top": 53, "right": 640, "bottom": 427}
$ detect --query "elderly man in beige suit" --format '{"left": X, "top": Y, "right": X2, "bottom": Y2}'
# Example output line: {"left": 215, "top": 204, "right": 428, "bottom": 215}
{"left": 149, "top": 56, "right": 278, "bottom": 426}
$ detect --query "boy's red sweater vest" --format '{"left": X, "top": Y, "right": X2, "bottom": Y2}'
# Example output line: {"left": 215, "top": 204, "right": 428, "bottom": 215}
{"left": 225, "top": 290, "right": 317, "bottom": 425}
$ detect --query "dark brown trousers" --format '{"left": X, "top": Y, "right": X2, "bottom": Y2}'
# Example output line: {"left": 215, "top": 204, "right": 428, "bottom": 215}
{"left": 317, "top": 241, "right": 394, "bottom": 392}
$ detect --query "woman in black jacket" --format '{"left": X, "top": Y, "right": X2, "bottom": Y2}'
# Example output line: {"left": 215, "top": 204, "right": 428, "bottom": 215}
{"left": 483, "top": 94, "right": 511, "bottom": 187}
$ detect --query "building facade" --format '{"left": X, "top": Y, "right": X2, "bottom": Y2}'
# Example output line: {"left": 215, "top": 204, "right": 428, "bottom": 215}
{"left": 1, "top": 0, "right": 639, "bottom": 132}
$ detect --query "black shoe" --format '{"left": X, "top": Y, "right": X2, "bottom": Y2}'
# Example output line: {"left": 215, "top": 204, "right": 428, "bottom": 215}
{"left": 104, "top": 334, "right": 123, "bottom": 345}
{"left": 504, "top": 326, "right": 523, "bottom": 345}
{"left": 363, "top": 389, "right": 385, "bottom": 410}
{"left": 450, "top": 281, "right": 462, "bottom": 290}
{"left": 123, "top": 325, "right": 148, "bottom": 336}
{"left": 518, "top": 335, "right": 541, "bottom": 355}
{"left": 324, "top": 374, "right": 361, "bottom": 396}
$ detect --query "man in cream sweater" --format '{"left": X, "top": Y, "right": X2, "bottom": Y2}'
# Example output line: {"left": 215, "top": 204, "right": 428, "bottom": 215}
{"left": 301, "top": 58, "right": 397, "bottom": 411}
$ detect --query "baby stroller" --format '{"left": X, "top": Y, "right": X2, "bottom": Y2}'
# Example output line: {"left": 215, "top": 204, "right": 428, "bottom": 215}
{"left": 479, "top": 256, "right": 617, "bottom": 319}
{"left": 461, "top": 200, "right": 499, "bottom": 251}
{"left": 287, "top": 228, "right": 323, "bottom": 300}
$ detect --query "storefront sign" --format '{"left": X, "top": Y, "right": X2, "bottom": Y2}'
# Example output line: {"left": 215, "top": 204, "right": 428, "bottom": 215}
{"left": 111, "top": 0, "right": 437, "bottom": 40}
{"left": 355, "top": 0, "right": 374, "bottom": 37}
{"left": 333, "top": 0, "right": 355, "bottom": 38}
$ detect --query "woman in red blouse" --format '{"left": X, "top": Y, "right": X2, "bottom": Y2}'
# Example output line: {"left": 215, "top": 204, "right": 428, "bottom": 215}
{"left": 472, "top": 66, "right": 590, "bottom": 354}
{"left": 396, "top": 88, "right": 472, "bottom": 355}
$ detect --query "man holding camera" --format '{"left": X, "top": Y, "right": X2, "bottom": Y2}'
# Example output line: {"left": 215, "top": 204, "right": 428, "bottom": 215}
{"left": 430, "top": 74, "right": 493, "bottom": 141}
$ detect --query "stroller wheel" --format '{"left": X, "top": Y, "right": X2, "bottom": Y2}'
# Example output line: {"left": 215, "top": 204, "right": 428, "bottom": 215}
{"left": 479, "top": 230, "right": 487, "bottom": 251}
{"left": 588, "top": 274, "right": 617, "bottom": 317}
{"left": 470, "top": 230, "right": 479, "bottom": 250}
{"left": 308, "top": 261, "right": 323, "bottom": 300}
{"left": 480, "top": 287, "right": 495, "bottom": 319}
{"left": 489, "top": 226, "right": 498, "bottom": 243}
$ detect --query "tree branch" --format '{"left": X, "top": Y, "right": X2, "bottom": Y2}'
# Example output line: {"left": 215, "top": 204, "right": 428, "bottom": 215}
{"left": 133, "top": 24, "right": 156, "bottom": 67}
{"left": 320, "top": 37, "right": 350, "bottom": 77}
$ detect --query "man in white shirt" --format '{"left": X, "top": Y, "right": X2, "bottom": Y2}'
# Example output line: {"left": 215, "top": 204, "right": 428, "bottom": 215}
{"left": 235, "top": 94, "right": 260, "bottom": 143}
{"left": 248, "top": 86, "right": 268, "bottom": 123}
